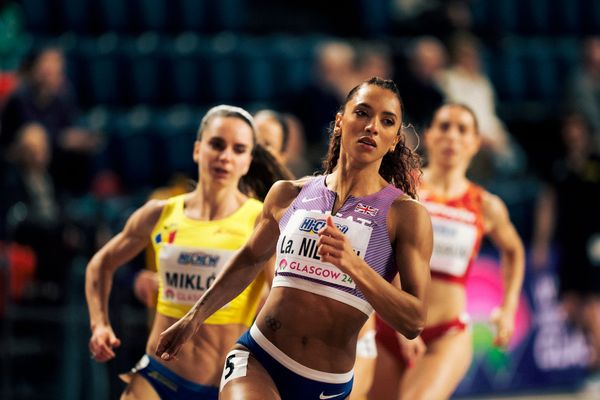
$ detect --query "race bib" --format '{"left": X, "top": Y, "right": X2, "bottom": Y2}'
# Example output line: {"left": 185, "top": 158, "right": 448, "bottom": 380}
{"left": 429, "top": 216, "right": 478, "bottom": 277}
{"left": 159, "top": 244, "right": 235, "bottom": 305}
{"left": 275, "top": 210, "right": 373, "bottom": 289}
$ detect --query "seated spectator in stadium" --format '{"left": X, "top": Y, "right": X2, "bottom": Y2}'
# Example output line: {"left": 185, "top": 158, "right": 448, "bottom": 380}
{"left": 395, "top": 36, "right": 447, "bottom": 135}
{"left": 355, "top": 41, "right": 394, "bottom": 82}
{"left": 1, "top": 123, "right": 78, "bottom": 302}
{"left": 565, "top": 36, "right": 600, "bottom": 152}
{"left": 284, "top": 40, "right": 358, "bottom": 170}
{"left": 437, "top": 32, "right": 525, "bottom": 181}
{"left": 0, "top": 46, "right": 101, "bottom": 195}
{"left": 390, "top": 0, "right": 473, "bottom": 38}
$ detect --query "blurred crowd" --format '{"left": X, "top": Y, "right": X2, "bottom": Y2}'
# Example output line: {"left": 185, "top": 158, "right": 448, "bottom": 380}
{"left": 1, "top": 0, "right": 599, "bottom": 397}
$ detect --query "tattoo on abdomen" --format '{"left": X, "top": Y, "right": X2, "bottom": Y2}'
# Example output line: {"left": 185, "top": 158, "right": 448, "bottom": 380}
{"left": 265, "top": 315, "right": 282, "bottom": 331}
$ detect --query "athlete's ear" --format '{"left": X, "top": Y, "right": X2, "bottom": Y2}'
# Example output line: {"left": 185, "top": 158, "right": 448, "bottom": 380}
{"left": 334, "top": 113, "right": 343, "bottom": 136}
{"left": 193, "top": 140, "right": 201, "bottom": 163}
{"left": 389, "top": 131, "right": 401, "bottom": 153}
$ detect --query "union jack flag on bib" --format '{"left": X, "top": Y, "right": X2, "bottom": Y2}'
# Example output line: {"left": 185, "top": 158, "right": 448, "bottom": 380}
{"left": 355, "top": 203, "right": 379, "bottom": 216}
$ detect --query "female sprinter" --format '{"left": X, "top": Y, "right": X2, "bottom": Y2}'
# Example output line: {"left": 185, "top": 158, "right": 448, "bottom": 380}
{"left": 155, "top": 77, "right": 433, "bottom": 399}
{"left": 370, "top": 103, "right": 525, "bottom": 400}
{"left": 85, "top": 105, "right": 291, "bottom": 399}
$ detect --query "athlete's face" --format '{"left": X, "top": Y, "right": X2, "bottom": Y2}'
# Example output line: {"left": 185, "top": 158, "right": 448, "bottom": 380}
{"left": 424, "top": 105, "right": 480, "bottom": 169}
{"left": 194, "top": 116, "right": 254, "bottom": 185}
{"left": 335, "top": 84, "right": 401, "bottom": 165}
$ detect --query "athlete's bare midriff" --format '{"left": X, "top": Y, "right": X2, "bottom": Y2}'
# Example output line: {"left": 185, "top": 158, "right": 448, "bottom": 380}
{"left": 145, "top": 313, "right": 247, "bottom": 386}
{"left": 255, "top": 286, "right": 367, "bottom": 373}
{"left": 426, "top": 279, "right": 466, "bottom": 326}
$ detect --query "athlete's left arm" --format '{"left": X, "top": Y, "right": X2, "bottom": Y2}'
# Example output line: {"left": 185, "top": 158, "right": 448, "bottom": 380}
{"left": 482, "top": 192, "right": 525, "bottom": 347}
{"left": 318, "top": 199, "right": 432, "bottom": 339}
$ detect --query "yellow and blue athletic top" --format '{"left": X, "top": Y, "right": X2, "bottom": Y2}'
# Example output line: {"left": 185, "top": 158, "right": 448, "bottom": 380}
{"left": 152, "top": 194, "right": 265, "bottom": 326}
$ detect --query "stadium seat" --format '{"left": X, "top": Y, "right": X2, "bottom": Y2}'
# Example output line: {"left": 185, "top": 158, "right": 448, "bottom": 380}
{"left": 166, "top": 33, "right": 214, "bottom": 104}
{"left": 97, "top": 0, "right": 131, "bottom": 33}
{"left": 135, "top": 0, "right": 171, "bottom": 32}
{"left": 175, "top": 0, "right": 209, "bottom": 32}
{"left": 236, "top": 38, "right": 274, "bottom": 102}
{"left": 103, "top": 107, "right": 158, "bottom": 190}
{"left": 85, "top": 34, "right": 126, "bottom": 106}
{"left": 125, "top": 32, "right": 165, "bottom": 105}
{"left": 59, "top": 0, "right": 90, "bottom": 34}
{"left": 154, "top": 106, "right": 199, "bottom": 180}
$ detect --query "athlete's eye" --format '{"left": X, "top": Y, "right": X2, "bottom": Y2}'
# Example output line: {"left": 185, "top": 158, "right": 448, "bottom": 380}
{"left": 233, "top": 144, "right": 249, "bottom": 154}
{"left": 382, "top": 118, "right": 395, "bottom": 126}
{"left": 209, "top": 138, "right": 226, "bottom": 151}
{"left": 354, "top": 109, "right": 368, "bottom": 117}
{"left": 439, "top": 122, "right": 450, "bottom": 132}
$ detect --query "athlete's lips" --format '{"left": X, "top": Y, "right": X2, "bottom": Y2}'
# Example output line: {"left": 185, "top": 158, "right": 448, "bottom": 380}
{"left": 357, "top": 136, "right": 377, "bottom": 147}
{"left": 441, "top": 147, "right": 457, "bottom": 156}
{"left": 212, "top": 166, "right": 230, "bottom": 176}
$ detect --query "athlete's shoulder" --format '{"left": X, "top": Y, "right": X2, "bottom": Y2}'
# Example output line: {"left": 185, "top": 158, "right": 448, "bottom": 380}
{"left": 480, "top": 190, "right": 510, "bottom": 226}
{"left": 390, "top": 193, "right": 429, "bottom": 215}
{"left": 389, "top": 195, "right": 433, "bottom": 245}
{"left": 269, "top": 175, "right": 316, "bottom": 198}
{"left": 139, "top": 197, "right": 170, "bottom": 220}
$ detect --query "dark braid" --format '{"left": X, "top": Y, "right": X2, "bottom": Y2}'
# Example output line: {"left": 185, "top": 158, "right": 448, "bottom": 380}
{"left": 321, "top": 77, "right": 422, "bottom": 199}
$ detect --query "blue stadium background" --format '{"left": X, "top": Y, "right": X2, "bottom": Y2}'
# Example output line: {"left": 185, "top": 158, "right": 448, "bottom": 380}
{"left": 1, "top": 0, "right": 599, "bottom": 399}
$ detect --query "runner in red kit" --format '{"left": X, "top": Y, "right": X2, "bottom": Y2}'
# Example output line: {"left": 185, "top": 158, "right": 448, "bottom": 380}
{"left": 369, "top": 103, "right": 525, "bottom": 400}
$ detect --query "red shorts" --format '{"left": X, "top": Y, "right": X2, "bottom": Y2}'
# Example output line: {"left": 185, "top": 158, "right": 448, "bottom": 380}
{"left": 375, "top": 314, "right": 469, "bottom": 365}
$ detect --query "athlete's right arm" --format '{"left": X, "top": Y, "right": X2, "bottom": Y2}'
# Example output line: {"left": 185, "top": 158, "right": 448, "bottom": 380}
{"left": 86, "top": 199, "right": 165, "bottom": 362}
{"left": 156, "top": 180, "right": 300, "bottom": 361}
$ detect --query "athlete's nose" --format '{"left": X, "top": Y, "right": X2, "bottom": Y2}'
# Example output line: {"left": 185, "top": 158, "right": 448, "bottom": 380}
{"left": 217, "top": 147, "right": 234, "bottom": 162}
{"left": 365, "top": 118, "right": 379, "bottom": 135}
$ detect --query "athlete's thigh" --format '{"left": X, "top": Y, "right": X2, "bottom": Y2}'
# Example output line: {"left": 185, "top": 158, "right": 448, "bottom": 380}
{"left": 120, "top": 373, "right": 160, "bottom": 400}
{"left": 367, "top": 342, "right": 403, "bottom": 400}
{"left": 399, "top": 330, "right": 472, "bottom": 400}
{"left": 219, "top": 346, "right": 281, "bottom": 400}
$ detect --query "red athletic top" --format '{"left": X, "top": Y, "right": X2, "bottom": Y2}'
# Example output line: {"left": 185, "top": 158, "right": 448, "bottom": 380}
{"left": 419, "top": 182, "right": 485, "bottom": 285}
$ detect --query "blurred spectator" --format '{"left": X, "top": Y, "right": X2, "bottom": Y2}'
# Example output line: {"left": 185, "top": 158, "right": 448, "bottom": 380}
{"left": 1, "top": 123, "right": 79, "bottom": 302}
{"left": 354, "top": 40, "right": 394, "bottom": 81}
{"left": 0, "top": 46, "right": 101, "bottom": 195}
{"left": 532, "top": 112, "right": 600, "bottom": 370}
{"left": 285, "top": 40, "right": 357, "bottom": 170}
{"left": 565, "top": 36, "right": 600, "bottom": 153}
{"left": 437, "top": 32, "right": 525, "bottom": 181}
{"left": 391, "top": 0, "right": 473, "bottom": 37}
{"left": 396, "top": 36, "right": 447, "bottom": 134}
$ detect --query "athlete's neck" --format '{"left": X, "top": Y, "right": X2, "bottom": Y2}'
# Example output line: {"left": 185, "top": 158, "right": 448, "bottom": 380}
{"left": 186, "top": 181, "right": 246, "bottom": 221}
{"left": 326, "top": 161, "right": 387, "bottom": 212}
{"left": 422, "top": 166, "right": 470, "bottom": 199}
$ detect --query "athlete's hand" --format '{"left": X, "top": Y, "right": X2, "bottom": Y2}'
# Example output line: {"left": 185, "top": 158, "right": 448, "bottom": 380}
{"left": 490, "top": 307, "right": 515, "bottom": 348}
{"left": 155, "top": 314, "right": 196, "bottom": 361}
{"left": 133, "top": 270, "right": 159, "bottom": 308}
{"left": 317, "top": 216, "right": 360, "bottom": 274}
{"left": 89, "top": 323, "right": 121, "bottom": 362}
{"left": 396, "top": 333, "right": 426, "bottom": 368}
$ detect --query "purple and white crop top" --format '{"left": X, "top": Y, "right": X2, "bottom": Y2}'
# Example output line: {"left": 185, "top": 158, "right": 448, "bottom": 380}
{"left": 273, "top": 175, "right": 404, "bottom": 316}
